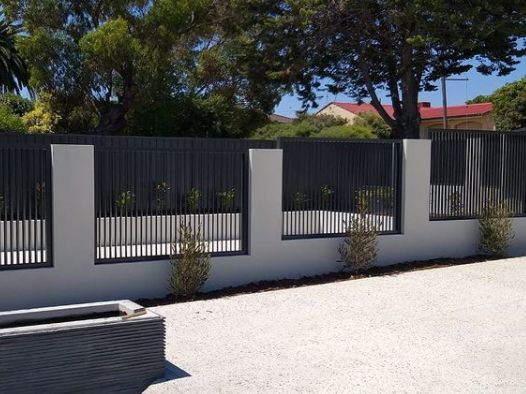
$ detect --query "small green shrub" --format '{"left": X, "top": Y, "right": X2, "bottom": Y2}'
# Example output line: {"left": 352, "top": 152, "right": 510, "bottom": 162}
{"left": 292, "top": 191, "right": 307, "bottom": 210}
{"left": 0, "top": 93, "right": 34, "bottom": 116}
{"left": 186, "top": 187, "right": 201, "bottom": 213}
{"left": 320, "top": 185, "right": 334, "bottom": 207}
{"left": 217, "top": 188, "right": 235, "bottom": 211}
{"left": 154, "top": 181, "right": 170, "bottom": 210}
{"left": 0, "top": 105, "right": 27, "bottom": 133}
{"left": 170, "top": 222, "right": 211, "bottom": 297}
{"left": 478, "top": 201, "right": 514, "bottom": 256}
{"left": 338, "top": 194, "right": 378, "bottom": 272}
{"left": 115, "top": 190, "right": 134, "bottom": 214}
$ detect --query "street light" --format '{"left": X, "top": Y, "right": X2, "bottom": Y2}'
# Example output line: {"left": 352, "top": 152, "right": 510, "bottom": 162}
{"left": 440, "top": 77, "right": 469, "bottom": 129}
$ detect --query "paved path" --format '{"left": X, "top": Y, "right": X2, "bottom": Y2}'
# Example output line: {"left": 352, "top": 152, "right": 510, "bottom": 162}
{"left": 146, "top": 258, "right": 526, "bottom": 393}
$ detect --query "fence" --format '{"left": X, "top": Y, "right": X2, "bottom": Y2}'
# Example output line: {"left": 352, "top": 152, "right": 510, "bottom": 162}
{"left": 0, "top": 147, "right": 52, "bottom": 269}
{"left": 279, "top": 138, "right": 402, "bottom": 238}
{"left": 0, "top": 132, "right": 276, "bottom": 151}
{"left": 430, "top": 129, "right": 526, "bottom": 220}
{"left": 95, "top": 147, "right": 248, "bottom": 262}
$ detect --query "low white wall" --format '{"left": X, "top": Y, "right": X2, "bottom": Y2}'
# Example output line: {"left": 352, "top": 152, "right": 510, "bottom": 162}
{"left": 1, "top": 142, "right": 526, "bottom": 311}
{"left": 97, "top": 213, "right": 241, "bottom": 245}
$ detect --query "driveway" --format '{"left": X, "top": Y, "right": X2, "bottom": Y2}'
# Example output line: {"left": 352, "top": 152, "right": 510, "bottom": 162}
{"left": 145, "top": 258, "right": 526, "bottom": 393}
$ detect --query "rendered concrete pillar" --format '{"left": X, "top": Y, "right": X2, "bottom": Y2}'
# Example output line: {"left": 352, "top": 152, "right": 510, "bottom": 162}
{"left": 51, "top": 145, "right": 95, "bottom": 272}
{"left": 401, "top": 139, "right": 431, "bottom": 235}
{"left": 248, "top": 149, "right": 283, "bottom": 255}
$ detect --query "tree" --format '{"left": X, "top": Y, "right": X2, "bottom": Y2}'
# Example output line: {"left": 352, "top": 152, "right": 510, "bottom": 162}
{"left": 491, "top": 77, "right": 526, "bottom": 131}
{"left": 231, "top": 0, "right": 526, "bottom": 138}
{"left": 2, "top": 0, "right": 283, "bottom": 135}
{"left": 0, "top": 17, "right": 29, "bottom": 93}
{"left": 251, "top": 113, "right": 378, "bottom": 139}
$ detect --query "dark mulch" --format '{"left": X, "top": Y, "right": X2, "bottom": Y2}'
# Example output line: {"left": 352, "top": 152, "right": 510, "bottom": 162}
{"left": 137, "top": 255, "right": 501, "bottom": 308}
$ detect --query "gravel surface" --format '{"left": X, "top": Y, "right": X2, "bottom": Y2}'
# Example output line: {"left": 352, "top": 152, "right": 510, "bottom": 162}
{"left": 145, "top": 258, "right": 526, "bottom": 393}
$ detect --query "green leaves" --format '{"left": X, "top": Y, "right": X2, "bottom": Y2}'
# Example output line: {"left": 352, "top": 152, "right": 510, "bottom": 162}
{"left": 80, "top": 17, "right": 140, "bottom": 74}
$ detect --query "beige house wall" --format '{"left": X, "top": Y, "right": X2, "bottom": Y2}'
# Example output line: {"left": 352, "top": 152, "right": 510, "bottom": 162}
{"left": 317, "top": 104, "right": 358, "bottom": 123}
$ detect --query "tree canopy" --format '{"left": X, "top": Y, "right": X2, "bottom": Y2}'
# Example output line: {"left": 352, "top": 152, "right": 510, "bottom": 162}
{"left": 0, "top": 17, "right": 29, "bottom": 93}
{"left": 1, "top": 0, "right": 283, "bottom": 135}
{"left": 230, "top": 0, "right": 526, "bottom": 138}
{"left": 467, "top": 76, "right": 526, "bottom": 131}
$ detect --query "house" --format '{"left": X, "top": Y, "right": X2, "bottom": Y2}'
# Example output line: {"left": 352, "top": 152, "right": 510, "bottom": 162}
{"left": 269, "top": 113, "right": 294, "bottom": 123}
{"left": 317, "top": 101, "right": 494, "bottom": 136}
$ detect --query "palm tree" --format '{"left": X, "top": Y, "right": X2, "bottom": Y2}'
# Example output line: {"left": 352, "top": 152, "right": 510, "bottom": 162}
{"left": 0, "top": 18, "right": 29, "bottom": 94}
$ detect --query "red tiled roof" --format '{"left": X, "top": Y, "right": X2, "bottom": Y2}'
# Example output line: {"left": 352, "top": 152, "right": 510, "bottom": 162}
{"left": 331, "top": 102, "right": 493, "bottom": 120}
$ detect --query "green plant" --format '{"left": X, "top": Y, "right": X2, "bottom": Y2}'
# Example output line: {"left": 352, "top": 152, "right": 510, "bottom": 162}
{"left": 186, "top": 187, "right": 201, "bottom": 213}
{"left": 448, "top": 191, "right": 463, "bottom": 216}
{"left": 0, "top": 93, "right": 34, "bottom": 116}
{"left": 217, "top": 188, "right": 235, "bottom": 211}
{"left": 170, "top": 222, "right": 211, "bottom": 297}
{"left": 292, "top": 192, "right": 307, "bottom": 210}
{"left": 320, "top": 185, "right": 334, "bottom": 207}
{"left": 338, "top": 194, "right": 378, "bottom": 272}
{"left": 478, "top": 201, "right": 514, "bottom": 256}
{"left": 154, "top": 181, "right": 170, "bottom": 210}
{"left": 0, "top": 105, "right": 27, "bottom": 133}
{"left": 115, "top": 190, "right": 134, "bottom": 214}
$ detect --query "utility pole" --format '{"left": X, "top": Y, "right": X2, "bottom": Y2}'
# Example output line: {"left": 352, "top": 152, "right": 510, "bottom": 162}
{"left": 441, "top": 77, "right": 448, "bottom": 129}
{"left": 441, "top": 77, "right": 469, "bottom": 129}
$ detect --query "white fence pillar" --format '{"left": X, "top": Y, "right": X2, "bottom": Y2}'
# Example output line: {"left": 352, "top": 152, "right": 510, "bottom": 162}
{"left": 248, "top": 149, "right": 283, "bottom": 255}
{"left": 401, "top": 139, "right": 431, "bottom": 235}
{"left": 52, "top": 145, "right": 95, "bottom": 273}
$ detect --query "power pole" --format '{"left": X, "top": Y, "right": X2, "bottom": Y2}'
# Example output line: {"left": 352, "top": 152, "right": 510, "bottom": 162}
{"left": 441, "top": 77, "right": 448, "bottom": 129}
{"left": 441, "top": 77, "right": 469, "bottom": 130}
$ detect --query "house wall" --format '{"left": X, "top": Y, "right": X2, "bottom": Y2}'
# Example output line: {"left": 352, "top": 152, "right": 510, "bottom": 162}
{"left": 316, "top": 104, "right": 359, "bottom": 123}
{"left": 318, "top": 104, "right": 495, "bottom": 136}
{"left": 421, "top": 114, "right": 495, "bottom": 131}
{"left": 1, "top": 141, "right": 526, "bottom": 311}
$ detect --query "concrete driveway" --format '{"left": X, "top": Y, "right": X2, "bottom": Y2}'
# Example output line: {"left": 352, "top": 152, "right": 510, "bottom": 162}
{"left": 145, "top": 258, "right": 526, "bottom": 393}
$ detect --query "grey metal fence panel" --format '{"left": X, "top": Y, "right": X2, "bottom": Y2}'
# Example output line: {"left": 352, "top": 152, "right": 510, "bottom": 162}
{"left": 95, "top": 147, "right": 248, "bottom": 263}
{"left": 0, "top": 147, "right": 52, "bottom": 269}
{"left": 429, "top": 129, "right": 526, "bottom": 220}
{"left": 279, "top": 138, "right": 402, "bottom": 238}
{"left": 0, "top": 132, "right": 276, "bottom": 151}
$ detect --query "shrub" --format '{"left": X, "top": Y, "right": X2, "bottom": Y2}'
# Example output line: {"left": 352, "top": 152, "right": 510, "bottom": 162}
{"left": 338, "top": 193, "right": 378, "bottom": 272}
{"left": 0, "top": 105, "right": 27, "bottom": 133}
{"left": 186, "top": 187, "right": 201, "bottom": 213}
{"left": 217, "top": 188, "right": 236, "bottom": 211}
{"left": 154, "top": 181, "right": 170, "bottom": 210}
{"left": 115, "top": 191, "right": 134, "bottom": 214}
{"left": 170, "top": 222, "right": 211, "bottom": 297}
{"left": 478, "top": 201, "right": 514, "bottom": 256}
{"left": 314, "top": 124, "right": 376, "bottom": 139}
{"left": 292, "top": 191, "right": 307, "bottom": 209}
{"left": 22, "top": 92, "right": 61, "bottom": 133}
{"left": 320, "top": 185, "right": 334, "bottom": 207}
{"left": 0, "top": 93, "right": 34, "bottom": 116}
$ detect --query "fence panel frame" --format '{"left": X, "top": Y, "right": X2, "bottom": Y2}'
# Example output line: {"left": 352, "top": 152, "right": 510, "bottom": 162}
{"left": 94, "top": 146, "right": 250, "bottom": 264}
{"left": 278, "top": 137, "right": 403, "bottom": 239}
{"left": 429, "top": 128, "right": 526, "bottom": 221}
{"left": 0, "top": 146, "right": 53, "bottom": 270}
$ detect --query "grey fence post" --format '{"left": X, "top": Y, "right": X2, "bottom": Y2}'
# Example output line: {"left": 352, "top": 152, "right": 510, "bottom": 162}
{"left": 51, "top": 145, "right": 95, "bottom": 273}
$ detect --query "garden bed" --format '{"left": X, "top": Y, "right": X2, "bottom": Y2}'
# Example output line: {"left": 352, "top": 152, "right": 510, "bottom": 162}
{"left": 138, "top": 255, "right": 500, "bottom": 307}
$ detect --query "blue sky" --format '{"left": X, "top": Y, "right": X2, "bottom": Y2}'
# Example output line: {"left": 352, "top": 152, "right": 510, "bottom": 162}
{"left": 274, "top": 58, "right": 526, "bottom": 117}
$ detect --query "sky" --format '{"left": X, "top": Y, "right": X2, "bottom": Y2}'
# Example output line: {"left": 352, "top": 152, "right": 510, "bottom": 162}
{"left": 274, "top": 58, "right": 526, "bottom": 117}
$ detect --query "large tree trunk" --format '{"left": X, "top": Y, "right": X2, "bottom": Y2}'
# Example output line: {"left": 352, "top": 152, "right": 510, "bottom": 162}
{"left": 95, "top": 76, "right": 138, "bottom": 135}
